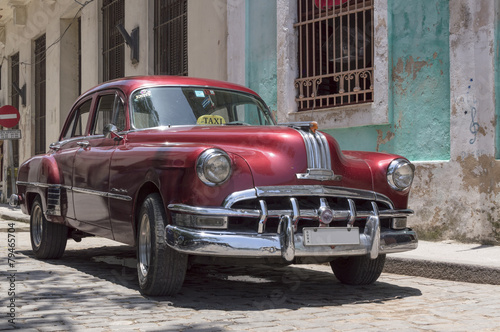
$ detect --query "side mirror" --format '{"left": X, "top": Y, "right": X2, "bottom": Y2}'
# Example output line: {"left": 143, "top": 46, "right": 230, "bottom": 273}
{"left": 103, "top": 124, "right": 124, "bottom": 141}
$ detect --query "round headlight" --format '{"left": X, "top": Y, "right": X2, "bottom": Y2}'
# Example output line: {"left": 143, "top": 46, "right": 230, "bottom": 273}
{"left": 196, "top": 149, "right": 232, "bottom": 186}
{"left": 387, "top": 159, "right": 415, "bottom": 191}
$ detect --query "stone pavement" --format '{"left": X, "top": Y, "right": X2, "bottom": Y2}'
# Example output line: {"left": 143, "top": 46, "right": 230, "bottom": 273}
{"left": 1, "top": 203, "right": 499, "bottom": 286}
{"left": 2, "top": 207, "right": 500, "bottom": 331}
{"left": 2, "top": 223, "right": 500, "bottom": 331}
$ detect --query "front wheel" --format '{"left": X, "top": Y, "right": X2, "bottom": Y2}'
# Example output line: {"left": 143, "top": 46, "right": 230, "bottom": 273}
{"left": 136, "top": 193, "right": 187, "bottom": 296}
{"left": 330, "top": 254, "right": 386, "bottom": 285}
{"left": 30, "top": 197, "right": 68, "bottom": 259}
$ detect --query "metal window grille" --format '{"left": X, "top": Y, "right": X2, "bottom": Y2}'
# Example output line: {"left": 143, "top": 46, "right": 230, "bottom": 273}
{"left": 102, "top": 0, "right": 125, "bottom": 81}
{"left": 154, "top": 0, "right": 188, "bottom": 76}
{"left": 10, "top": 53, "right": 19, "bottom": 167}
{"left": 295, "top": 0, "right": 374, "bottom": 111}
{"left": 35, "top": 35, "right": 47, "bottom": 155}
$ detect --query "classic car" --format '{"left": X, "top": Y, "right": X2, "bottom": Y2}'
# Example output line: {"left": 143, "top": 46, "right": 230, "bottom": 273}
{"left": 10, "top": 76, "right": 417, "bottom": 296}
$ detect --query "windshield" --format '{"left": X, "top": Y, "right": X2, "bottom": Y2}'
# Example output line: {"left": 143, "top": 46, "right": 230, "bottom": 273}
{"left": 130, "top": 87, "right": 275, "bottom": 129}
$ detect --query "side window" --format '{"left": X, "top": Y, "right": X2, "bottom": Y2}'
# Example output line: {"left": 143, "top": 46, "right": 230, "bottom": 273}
{"left": 92, "top": 93, "right": 126, "bottom": 135}
{"left": 93, "top": 95, "right": 115, "bottom": 135}
{"left": 62, "top": 99, "right": 92, "bottom": 139}
{"left": 113, "top": 95, "right": 126, "bottom": 132}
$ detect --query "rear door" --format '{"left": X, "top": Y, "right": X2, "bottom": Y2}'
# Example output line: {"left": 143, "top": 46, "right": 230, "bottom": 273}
{"left": 52, "top": 97, "right": 94, "bottom": 221}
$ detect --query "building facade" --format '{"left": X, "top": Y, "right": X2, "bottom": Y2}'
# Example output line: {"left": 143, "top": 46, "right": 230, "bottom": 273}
{"left": 0, "top": 0, "right": 499, "bottom": 243}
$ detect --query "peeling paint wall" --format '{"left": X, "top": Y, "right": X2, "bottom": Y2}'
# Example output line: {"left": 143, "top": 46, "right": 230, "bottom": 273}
{"left": 408, "top": 0, "right": 500, "bottom": 244}
{"left": 320, "top": 0, "right": 500, "bottom": 244}
{"left": 245, "top": 0, "right": 278, "bottom": 114}
{"left": 324, "top": 0, "right": 451, "bottom": 162}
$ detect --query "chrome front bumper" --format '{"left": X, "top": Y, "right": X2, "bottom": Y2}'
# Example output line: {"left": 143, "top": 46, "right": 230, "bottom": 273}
{"left": 166, "top": 185, "right": 418, "bottom": 262}
{"left": 165, "top": 220, "right": 418, "bottom": 262}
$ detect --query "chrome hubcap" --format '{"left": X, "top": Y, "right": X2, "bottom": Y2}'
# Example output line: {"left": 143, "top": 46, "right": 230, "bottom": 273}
{"left": 138, "top": 214, "right": 151, "bottom": 277}
{"left": 32, "top": 204, "right": 43, "bottom": 248}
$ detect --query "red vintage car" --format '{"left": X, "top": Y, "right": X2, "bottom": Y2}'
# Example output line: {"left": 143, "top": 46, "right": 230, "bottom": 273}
{"left": 10, "top": 76, "right": 417, "bottom": 296}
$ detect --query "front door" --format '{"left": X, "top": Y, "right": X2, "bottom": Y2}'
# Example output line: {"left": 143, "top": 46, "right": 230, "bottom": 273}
{"left": 72, "top": 93, "right": 124, "bottom": 235}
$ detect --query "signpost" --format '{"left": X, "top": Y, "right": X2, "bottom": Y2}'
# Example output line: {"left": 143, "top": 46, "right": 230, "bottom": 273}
{"left": 0, "top": 105, "right": 21, "bottom": 200}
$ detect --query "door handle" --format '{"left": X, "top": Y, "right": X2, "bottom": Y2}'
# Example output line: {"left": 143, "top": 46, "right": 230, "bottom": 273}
{"left": 76, "top": 141, "right": 90, "bottom": 149}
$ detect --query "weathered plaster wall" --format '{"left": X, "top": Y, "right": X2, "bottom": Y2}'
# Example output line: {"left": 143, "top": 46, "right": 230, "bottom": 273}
{"left": 411, "top": 0, "right": 500, "bottom": 244}
{"left": 320, "top": 0, "right": 500, "bottom": 244}
{"left": 245, "top": 0, "right": 277, "bottom": 114}
{"left": 325, "top": 0, "right": 450, "bottom": 162}
{"left": 0, "top": 1, "right": 81, "bottom": 163}
{"left": 496, "top": 1, "right": 500, "bottom": 160}
{"left": 188, "top": 0, "right": 228, "bottom": 80}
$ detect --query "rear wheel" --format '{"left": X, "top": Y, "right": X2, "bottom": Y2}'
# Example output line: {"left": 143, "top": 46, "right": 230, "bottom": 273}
{"left": 30, "top": 197, "right": 68, "bottom": 259}
{"left": 330, "top": 254, "right": 386, "bottom": 285}
{"left": 137, "top": 193, "right": 187, "bottom": 296}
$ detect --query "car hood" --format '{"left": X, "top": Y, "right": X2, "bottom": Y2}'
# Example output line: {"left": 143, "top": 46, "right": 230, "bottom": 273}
{"left": 126, "top": 125, "right": 374, "bottom": 191}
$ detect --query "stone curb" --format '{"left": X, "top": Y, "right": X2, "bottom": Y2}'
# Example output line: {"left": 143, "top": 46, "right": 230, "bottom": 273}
{"left": 385, "top": 257, "right": 500, "bottom": 285}
{"left": 0, "top": 212, "right": 29, "bottom": 224}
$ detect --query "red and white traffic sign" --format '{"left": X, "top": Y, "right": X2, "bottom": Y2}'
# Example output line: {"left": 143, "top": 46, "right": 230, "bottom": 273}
{"left": 0, "top": 105, "right": 20, "bottom": 128}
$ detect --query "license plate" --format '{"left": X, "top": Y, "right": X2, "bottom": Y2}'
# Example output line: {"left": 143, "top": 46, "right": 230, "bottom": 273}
{"left": 303, "top": 227, "right": 360, "bottom": 246}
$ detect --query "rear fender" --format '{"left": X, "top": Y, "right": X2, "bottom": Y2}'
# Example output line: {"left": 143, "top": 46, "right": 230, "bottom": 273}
{"left": 17, "top": 154, "right": 64, "bottom": 222}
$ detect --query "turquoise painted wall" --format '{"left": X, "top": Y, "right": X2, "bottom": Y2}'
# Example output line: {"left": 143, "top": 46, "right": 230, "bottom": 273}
{"left": 245, "top": 0, "right": 278, "bottom": 115}
{"left": 325, "top": 0, "right": 450, "bottom": 162}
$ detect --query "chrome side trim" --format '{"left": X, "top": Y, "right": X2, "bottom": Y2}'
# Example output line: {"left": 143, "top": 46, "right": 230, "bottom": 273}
{"left": 16, "top": 181, "right": 56, "bottom": 188}
{"left": 72, "top": 187, "right": 108, "bottom": 197}
{"left": 16, "top": 181, "right": 132, "bottom": 202}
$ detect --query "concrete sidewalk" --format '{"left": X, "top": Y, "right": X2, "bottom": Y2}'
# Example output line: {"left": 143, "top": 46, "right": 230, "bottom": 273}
{"left": 1, "top": 203, "right": 499, "bottom": 285}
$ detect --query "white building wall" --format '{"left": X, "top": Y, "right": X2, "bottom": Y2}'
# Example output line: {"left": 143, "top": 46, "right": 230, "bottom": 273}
{"left": 187, "top": 0, "right": 228, "bottom": 80}
{"left": 0, "top": 0, "right": 235, "bottom": 201}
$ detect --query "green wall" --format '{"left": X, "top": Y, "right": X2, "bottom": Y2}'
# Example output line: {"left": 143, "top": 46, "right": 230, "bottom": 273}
{"left": 325, "top": 0, "right": 451, "bottom": 162}
{"left": 245, "top": 0, "right": 278, "bottom": 115}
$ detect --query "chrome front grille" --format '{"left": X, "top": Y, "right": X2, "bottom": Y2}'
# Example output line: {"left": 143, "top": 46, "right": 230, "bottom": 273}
{"left": 168, "top": 186, "right": 413, "bottom": 233}
{"left": 230, "top": 195, "right": 389, "bottom": 234}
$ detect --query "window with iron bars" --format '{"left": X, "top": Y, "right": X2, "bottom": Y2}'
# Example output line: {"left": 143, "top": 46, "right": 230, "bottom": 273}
{"left": 154, "top": 0, "right": 188, "bottom": 76}
{"left": 35, "top": 34, "right": 47, "bottom": 155}
{"left": 295, "top": 0, "right": 373, "bottom": 111}
{"left": 102, "top": 0, "right": 125, "bottom": 81}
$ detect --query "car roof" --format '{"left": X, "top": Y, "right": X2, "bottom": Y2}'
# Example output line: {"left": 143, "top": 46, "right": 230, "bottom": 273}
{"left": 80, "top": 76, "right": 259, "bottom": 98}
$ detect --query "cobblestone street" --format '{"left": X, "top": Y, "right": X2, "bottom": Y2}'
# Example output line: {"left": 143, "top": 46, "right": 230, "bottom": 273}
{"left": 2, "top": 220, "right": 500, "bottom": 332}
